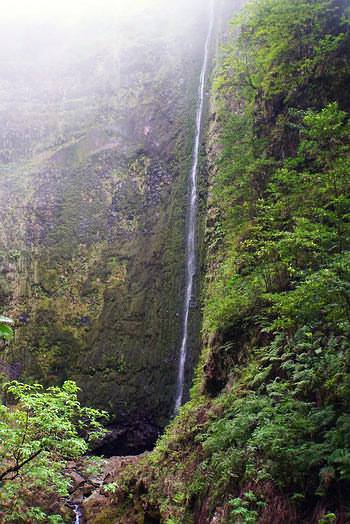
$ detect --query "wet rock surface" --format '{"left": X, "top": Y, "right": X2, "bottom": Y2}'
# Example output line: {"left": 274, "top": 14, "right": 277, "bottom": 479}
{"left": 92, "top": 418, "right": 160, "bottom": 457}
{"left": 67, "top": 456, "right": 143, "bottom": 524}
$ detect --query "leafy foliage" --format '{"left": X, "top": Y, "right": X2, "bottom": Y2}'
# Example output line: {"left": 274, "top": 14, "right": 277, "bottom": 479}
{"left": 0, "top": 315, "right": 14, "bottom": 341}
{"left": 199, "top": 0, "right": 350, "bottom": 519}
{"left": 0, "top": 380, "right": 107, "bottom": 522}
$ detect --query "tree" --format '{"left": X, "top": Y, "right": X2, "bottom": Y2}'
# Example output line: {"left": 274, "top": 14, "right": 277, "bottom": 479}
{"left": 0, "top": 380, "right": 107, "bottom": 522}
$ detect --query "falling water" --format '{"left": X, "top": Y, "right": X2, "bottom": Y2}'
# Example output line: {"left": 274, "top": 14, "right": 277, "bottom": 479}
{"left": 73, "top": 505, "right": 82, "bottom": 524}
{"left": 174, "top": 0, "right": 214, "bottom": 414}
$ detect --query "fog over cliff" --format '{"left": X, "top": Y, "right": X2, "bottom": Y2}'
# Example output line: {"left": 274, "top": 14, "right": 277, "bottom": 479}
{"left": 0, "top": 0, "right": 209, "bottom": 164}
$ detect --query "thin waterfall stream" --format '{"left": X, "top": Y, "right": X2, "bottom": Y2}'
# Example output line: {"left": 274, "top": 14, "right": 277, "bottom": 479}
{"left": 174, "top": 0, "right": 214, "bottom": 414}
{"left": 73, "top": 504, "right": 82, "bottom": 524}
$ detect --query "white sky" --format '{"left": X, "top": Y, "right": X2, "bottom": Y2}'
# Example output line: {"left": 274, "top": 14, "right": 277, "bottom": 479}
{"left": 0, "top": 0, "right": 163, "bottom": 21}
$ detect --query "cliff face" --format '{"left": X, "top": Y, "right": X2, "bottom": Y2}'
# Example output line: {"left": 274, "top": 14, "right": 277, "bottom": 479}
{"left": 0, "top": 1, "right": 210, "bottom": 451}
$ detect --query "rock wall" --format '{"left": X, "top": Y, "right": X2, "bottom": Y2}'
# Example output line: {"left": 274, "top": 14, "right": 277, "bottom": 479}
{"left": 0, "top": 1, "right": 211, "bottom": 451}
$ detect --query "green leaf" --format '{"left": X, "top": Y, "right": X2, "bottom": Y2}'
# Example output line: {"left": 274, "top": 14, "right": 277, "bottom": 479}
{"left": 0, "top": 324, "right": 14, "bottom": 340}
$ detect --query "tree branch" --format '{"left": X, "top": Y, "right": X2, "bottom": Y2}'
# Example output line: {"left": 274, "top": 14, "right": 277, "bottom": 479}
{"left": 0, "top": 449, "right": 43, "bottom": 482}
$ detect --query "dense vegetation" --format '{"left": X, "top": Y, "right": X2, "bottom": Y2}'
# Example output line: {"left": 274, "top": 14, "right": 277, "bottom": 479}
{"left": 0, "top": 377, "right": 106, "bottom": 522}
{"left": 91, "top": 0, "right": 350, "bottom": 522}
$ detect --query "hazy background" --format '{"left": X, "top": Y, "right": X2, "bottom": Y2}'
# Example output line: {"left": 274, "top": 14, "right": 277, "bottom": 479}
{"left": 1, "top": 0, "right": 174, "bottom": 21}
{"left": 0, "top": 0, "right": 208, "bottom": 164}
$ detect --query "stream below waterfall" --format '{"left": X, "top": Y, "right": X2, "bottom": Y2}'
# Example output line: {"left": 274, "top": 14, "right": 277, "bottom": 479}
{"left": 73, "top": 504, "right": 82, "bottom": 524}
{"left": 174, "top": 0, "right": 215, "bottom": 413}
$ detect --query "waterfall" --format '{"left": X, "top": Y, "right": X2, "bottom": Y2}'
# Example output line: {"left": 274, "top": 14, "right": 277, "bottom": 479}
{"left": 174, "top": 0, "right": 214, "bottom": 414}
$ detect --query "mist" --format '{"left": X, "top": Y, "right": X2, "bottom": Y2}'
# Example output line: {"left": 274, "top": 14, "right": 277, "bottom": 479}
{"left": 0, "top": 0, "right": 209, "bottom": 164}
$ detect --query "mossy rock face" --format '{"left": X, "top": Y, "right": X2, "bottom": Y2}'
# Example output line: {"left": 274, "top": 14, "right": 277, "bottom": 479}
{"left": 0, "top": 3, "right": 210, "bottom": 450}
